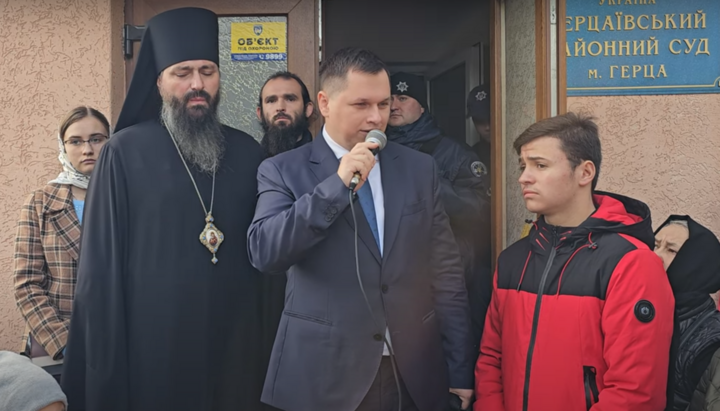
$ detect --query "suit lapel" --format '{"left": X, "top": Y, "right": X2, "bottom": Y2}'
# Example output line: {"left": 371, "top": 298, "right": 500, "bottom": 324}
{"left": 379, "top": 143, "right": 403, "bottom": 264}
{"left": 44, "top": 184, "right": 81, "bottom": 261}
{"left": 308, "top": 134, "right": 340, "bottom": 186}
{"left": 309, "top": 134, "right": 382, "bottom": 264}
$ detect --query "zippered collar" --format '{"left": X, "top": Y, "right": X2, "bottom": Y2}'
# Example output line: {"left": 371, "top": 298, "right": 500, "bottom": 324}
{"left": 527, "top": 191, "right": 653, "bottom": 254}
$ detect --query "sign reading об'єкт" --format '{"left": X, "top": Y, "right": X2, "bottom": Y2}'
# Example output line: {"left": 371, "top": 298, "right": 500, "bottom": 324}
{"left": 566, "top": 0, "right": 720, "bottom": 96}
{"left": 231, "top": 22, "right": 287, "bottom": 62}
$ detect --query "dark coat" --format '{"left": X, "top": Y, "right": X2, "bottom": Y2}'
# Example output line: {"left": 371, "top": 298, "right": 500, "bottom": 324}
{"left": 387, "top": 113, "right": 491, "bottom": 353}
{"left": 61, "top": 120, "right": 268, "bottom": 411}
{"left": 248, "top": 133, "right": 474, "bottom": 411}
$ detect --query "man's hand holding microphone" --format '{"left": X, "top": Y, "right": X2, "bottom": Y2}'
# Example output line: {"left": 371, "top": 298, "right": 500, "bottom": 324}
{"left": 337, "top": 130, "right": 387, "bottom": 191}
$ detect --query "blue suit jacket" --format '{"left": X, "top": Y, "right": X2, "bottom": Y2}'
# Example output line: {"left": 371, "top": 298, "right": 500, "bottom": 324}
{"left": 248, "top": 134, "right": 474, "bottom": 411}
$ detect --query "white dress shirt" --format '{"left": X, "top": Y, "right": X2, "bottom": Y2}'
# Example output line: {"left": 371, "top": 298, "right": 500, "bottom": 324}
{"left": 322, "top": 127, "right": 392, "bottom": 355}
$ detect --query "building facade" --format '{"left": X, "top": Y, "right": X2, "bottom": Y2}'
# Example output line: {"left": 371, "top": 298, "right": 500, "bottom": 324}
{"left": 1, "top": 0, "right": 718, "bottom": 350}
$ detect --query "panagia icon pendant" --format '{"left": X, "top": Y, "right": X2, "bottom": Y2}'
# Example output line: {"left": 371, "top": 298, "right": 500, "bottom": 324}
{"left": 199, "top": 213, "right": 224, "bottom": 264}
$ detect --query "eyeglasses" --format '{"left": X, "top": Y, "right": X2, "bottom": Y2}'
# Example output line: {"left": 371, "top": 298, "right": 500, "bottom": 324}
{"left": 63, "top": 136, "right": 108, "bottom": 148}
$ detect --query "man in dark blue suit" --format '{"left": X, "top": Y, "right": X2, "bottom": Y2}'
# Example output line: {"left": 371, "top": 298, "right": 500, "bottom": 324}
{"left": 247, "top": 47, "right": 475, "bottom": 411}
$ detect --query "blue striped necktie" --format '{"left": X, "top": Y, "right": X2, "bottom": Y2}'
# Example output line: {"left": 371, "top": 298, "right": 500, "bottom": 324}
{"left": 357, "top": 182, "right": 381, "bottom": 254}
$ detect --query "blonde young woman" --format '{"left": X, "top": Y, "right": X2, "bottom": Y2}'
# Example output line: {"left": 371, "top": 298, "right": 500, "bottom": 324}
{"left": 14, "top": 106, "right": 110, "bottom": 360}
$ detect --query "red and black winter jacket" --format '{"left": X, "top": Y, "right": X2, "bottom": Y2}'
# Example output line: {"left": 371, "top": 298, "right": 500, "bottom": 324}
{"left": 475, "top": 192, "right": 675, "bottom": 411}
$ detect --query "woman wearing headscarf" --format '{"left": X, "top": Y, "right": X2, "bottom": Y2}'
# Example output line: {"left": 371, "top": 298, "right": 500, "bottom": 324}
{"left": 655, "top": 216, "right": 720, "bottom": 411}
{"left": 13, "top": 106, "right": 110, "bottom": 360}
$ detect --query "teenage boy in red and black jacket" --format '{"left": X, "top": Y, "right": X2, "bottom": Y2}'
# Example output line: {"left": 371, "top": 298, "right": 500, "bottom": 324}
{"left": 475, "top": 112, "right": 674, "bottom": 411}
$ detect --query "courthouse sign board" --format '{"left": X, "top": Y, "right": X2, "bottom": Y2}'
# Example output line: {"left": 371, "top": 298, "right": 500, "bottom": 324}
{"left": 566, "top": 0, "right": 720, "bottom": 96}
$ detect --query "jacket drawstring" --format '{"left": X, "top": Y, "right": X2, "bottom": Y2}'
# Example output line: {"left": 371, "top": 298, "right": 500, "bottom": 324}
{"left": 517, "top": 250, "right": 533, "bottom": 292}
{"left": 556, "top": 233, "right": 598, "bottom": 296}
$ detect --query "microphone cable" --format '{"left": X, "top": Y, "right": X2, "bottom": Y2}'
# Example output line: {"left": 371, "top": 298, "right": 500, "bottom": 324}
{"left": 348, "top": 188, "right": 402, "bottom": 411}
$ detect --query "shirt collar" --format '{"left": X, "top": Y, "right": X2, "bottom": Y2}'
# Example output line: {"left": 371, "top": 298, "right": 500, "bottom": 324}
{"left": 322, "top": 127, "right": 380, "bottom": 160}
{"left": 322, "top": 126, "right": 348, "bottom": 160}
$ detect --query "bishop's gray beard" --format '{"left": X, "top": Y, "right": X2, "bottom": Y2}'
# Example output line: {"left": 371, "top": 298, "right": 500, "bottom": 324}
{"left": 161, "top": 90, "right": 225, "bottom": 174}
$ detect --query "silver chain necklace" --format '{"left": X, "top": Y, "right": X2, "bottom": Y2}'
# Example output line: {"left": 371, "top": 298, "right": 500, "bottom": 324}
{"left": 167, "top": 128, "right": 224, "bottom": 265}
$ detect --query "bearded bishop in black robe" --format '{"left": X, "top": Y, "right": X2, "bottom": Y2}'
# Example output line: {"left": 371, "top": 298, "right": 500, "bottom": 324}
{"left": 61, "top": 7, "right": 269, "bottom": 410}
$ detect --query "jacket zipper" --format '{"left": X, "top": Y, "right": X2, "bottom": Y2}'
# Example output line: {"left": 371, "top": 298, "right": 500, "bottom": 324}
{"left": 583, "top": 366, "right": 599, "bottom": 410}
{"left": 522, "top": 231, "right": 557, "bottom": 411}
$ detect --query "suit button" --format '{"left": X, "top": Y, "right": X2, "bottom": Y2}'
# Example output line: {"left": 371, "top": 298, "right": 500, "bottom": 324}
{"left": 373, "top": 333, "right": 383, "bottom": 341}
{"left": 325, "top": 215, "right": 333, "bottom": 222}
{"left": 329, "top": 206, "right": 338, "bottom": 215}
{"left": 381, "top": 284, "right": 388, "bottom": 293}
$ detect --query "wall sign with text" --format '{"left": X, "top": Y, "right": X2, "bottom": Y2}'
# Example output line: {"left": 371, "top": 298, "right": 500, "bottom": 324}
{"left": 566, "top": 0, "right": 720, "bottom": 96}
{"left": 230, "top": 22, "right": 287, "bottom": 62}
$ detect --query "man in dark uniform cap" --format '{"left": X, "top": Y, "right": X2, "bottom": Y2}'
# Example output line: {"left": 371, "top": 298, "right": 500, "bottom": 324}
{"left": 61, "top": 7, "right": 268, "bottom": 411}
{"left": 386, "top": 72, "right": 492, "bottom": 359}
{"left": 467, "top": 84, "right": 491, "bottom": 190}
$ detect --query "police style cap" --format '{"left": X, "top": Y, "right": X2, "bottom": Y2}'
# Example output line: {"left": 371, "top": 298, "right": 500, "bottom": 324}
{"left": 390, "top": 72, "right": 427, "bottom": 108}
{"left": 467, "top": 84, "right": 490, "bottom": 121}
{"left": 114, "top": 7, "right": 220, "bottom": 133}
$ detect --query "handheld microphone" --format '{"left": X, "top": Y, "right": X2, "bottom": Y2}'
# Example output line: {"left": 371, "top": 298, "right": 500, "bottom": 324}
{"left": 349, "top": 129, "right": 388, "bottom": 191}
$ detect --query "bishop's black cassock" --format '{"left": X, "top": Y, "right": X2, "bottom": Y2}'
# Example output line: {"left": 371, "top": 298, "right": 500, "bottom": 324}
{"left": 61, "top": 7, "right": 274, "bottom": 411}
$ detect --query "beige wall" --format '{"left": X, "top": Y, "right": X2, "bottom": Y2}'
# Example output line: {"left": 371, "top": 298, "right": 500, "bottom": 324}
{"left": 568, "top": 95, "right": 720, "bottom": 236}
{"left": 0, "top": 0, "right": 124, "bottom": 351}
{"left": 503, "top": 0, "right": 537, "bottom": 246}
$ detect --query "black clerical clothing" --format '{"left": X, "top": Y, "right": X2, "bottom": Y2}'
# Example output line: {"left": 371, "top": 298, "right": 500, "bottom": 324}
{"left": 61, "top": 120, "right": 267, "bottom": 411}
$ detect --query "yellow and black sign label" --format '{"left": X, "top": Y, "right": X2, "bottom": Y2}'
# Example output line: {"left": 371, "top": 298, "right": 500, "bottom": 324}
{"left": 231, "top": 22, "right": 287, "bottom": 61}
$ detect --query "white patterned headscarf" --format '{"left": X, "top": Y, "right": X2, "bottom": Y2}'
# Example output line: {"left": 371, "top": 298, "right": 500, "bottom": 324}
{"left": 48, "top": 132, "right": 91, "bottom": 189}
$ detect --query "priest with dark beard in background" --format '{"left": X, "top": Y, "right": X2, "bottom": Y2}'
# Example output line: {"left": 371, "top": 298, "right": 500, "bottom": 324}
{"left": 257, "top": 71, "right": 315, "bottom": 158}
{"left": 61, "top": 7, "right": 268, "bottom": 411}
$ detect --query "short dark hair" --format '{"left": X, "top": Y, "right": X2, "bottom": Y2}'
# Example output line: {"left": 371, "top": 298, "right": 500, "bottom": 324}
{"left": 513, "top": 112, "right": 602, "bottom": 190}
{"left": 59, "top": 106, "right": 111, "bottom": 140}
{"left": 258, "top": 71, "right": 313, "bottom": 109}
{"left": 319, "top": 47, "right": 388, "bottom": 93}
